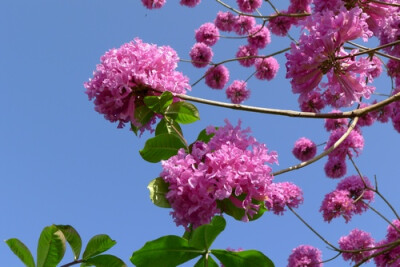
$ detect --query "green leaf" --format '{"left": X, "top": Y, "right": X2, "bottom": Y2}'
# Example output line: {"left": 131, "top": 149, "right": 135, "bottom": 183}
{"left": 82, "top": 234, "right": 116, "bottom": 260}
{"left": 194, "top": 254, "right": 219, "bottom": 267}
{"left": 37, "top": 225, "right": 66, "bottom": 267}
{"left": 165, "top": 102, "right": 200, "bottom": 124}
{"left": 155, "top": 118, "right": 182, "bottom": 136}
{"left": 196, "top": 128, "right": 215, "bottom": 144}
{"left": 5, "top": 238, "right": 35, "bottom": 267}
{"left": 147, "top": 177, "right": 171, "bottom": 208}
{"left": 139, "top": 133, "right": 187, "bottom": 163}
{"left": 81, "top": 254, "right": 127, "bottom": 267}
{"left": 55, "top": 225, "right": 82, "bottom": 260}
{"left": 131, "top": 235, "right": 202, "bottom": 267}
{"left": 189, "top": 216, "right": 225, "bottom": 250}
{"left": 217, "top": 195, "right": 267, "bottom": 222}
{"left": 144, "top": 91, "right": 173, "bottom": 113}
{"left": 134, "top": 105, "right": 154, "bottom": 127}
{"left": 211, "top": 249, "right": 274, "bottom": 267}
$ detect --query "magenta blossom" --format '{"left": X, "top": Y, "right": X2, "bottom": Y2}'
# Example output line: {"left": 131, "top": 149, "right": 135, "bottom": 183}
{"left": 84, "top": 38, "right": 190, "bottom": 131}
{"left": 265, "top": 182, "right": 303, "bottom": 215}
{"left": 254, "top": 57, "right": 279, "bottom": 81}
{"left": 233, "top": 15, "right": 256, "bottom": 35}
{"left": 287, "top": 245, "right": 322, "bottom": 267}
{"left": 298, "top": 90, "right": 325, "bottom": 112}
{"left": 195, "top": 22, "right": 220, "bottom": 46}
{"left": 236, "top": 45, "right": 258, "bottom": 67}
{"left": 214, "top": 11, "right": 236, "bottom": 32}
{"left": 236, "top": 0, "right": 262, "bottom": 13}
{"left": 141, "top": 0, "right": 166, "bottom": 9}
{"left": 292, "top": 137, "right": 317, "bottom": 161}
{"left": 205, "top": 65, "right": 230, "bottom": 89}
{"left": 324, "top": 110, "right": 349, "bottom": 131}
{"left": 161, "top": 120, "right": 278, "bottom": 229}
{"left": 268, "top": 11, "right": 293, "bottom": 36}
{"left": 339, "top": 229, "right": 375, "bottom": 264}
{"left": 189, "top": 42, "right": 213, "bottom": 68}
{"left": 180, "top": 0, "right": 201, "bottom": 7}
{"left": 325, "top": 127, "right": 364, "bottom": 160}
{"left": 248, "top": 25, "right": 271, "bottom": 49}
{"left": 226, "top": 80, "right": 250, "bottom": 104}
{"left": 324, "top": 156, "right": 347, "bottom": 179}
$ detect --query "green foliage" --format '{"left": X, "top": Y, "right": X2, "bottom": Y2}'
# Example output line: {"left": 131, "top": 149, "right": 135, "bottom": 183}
{"left": 139, "top": 133, "right": 187, "bottom": 163}
{"left": 82, "top": 234, "right": 116, "bottom": 260}
{"left": 147, "top": 177, "right": 171, "bottom": 208}
{"left": 55, "top": 225, "right": 82, "bottom": 260}
{"left": 144, "top": 91, "right": 173, "bottom": 113}
{"left": 211, "top": 249, "right": 274, "bottom": 267}
{"left": 130, "top": 235, "right": 201, "bottom": 267}
{"left": 6, "top": 225, "right": 126, "bottom": 267}
{"left": 217, "top": 195, "right": 267, "bottom": 222}
{"left": 131, "top": 216, "right": 273, "bottom": 267}
{"left": 165, "top": 102, "right": 200, "bottom": 124}
{"left": 37, "top": 225, "right": 66, "bottom": 267}
{"left": 155, "top": 118, "right": 183, "bottom": 136}
{"left": 195, "top": 128, "right": 215, "bottom": 144}
{"left": 5, "top": 238, "right": 35, "bottom": 267}
{"left": 81, "top": 254, "right": 127, "bottom": 267}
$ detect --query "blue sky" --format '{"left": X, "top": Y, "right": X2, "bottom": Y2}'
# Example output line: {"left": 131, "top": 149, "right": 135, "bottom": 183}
{"left": 1, "top": 1, "right": 400, "bottom": 266}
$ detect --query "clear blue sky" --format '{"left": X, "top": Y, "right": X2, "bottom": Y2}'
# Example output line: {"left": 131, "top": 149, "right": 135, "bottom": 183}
{"left": 1, "top": 1, "right": 399, "bottom": 266}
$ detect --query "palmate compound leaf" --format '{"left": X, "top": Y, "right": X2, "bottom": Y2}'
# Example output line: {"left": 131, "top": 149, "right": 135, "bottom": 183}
{"left": 165, "top": 101, "right": 200, "bottom": 124}
{"left": 147, "top": 177, "right": 171, "bottom": 208}
{"left": 82, "top": 234, "right": 116, "bottom": 260}
{"left": 5, "top": 238, "right": 35, "bottom": 267}
{"left": 188, "top": 216, "right": 226, "bottom": 250}
{"left": 130, "top": 235, "right": 202, "bottom": 267}
{"left": 81, "top": 254, "right": 127, "bottom": 267}
{"left": 37, "top": 225, "right": 66, "bottom": 267}
{"left": 139, "top": 133, "right": 187, "bottom": 163}
{"left": 211, "top": 249, "right": 275, "bottom": 267}
{"left": 54, "top": 224, "right": 82, "bottom": 260}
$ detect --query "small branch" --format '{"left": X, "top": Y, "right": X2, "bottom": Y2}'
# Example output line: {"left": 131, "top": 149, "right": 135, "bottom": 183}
{"left": 288, "top": 206, "right": 339, "bottom": 250}
{"left": 346, "top": 41, "right": 400, "bottom": 61}
{"left": 337, "top": 40, "right": 400, "bottom": 60}
{"left": 176, "top": 93, "right": 400, "bottom": 119}
{"left": 273, "top": 117, "right": 359, "bottom": 176}
{"left": 354, "top": 239, "right": 400, "bottom": 267}
{"left": 369, "top": 0, "right": 400, "bottom": 7}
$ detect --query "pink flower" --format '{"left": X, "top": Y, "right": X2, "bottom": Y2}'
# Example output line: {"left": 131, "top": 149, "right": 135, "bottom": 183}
{"left": 339, "top": 229, "right": 375, "bottom": 264}
{"left": 236, "top": 45, "right": 258, "bottom": 67}
{"left": 324, "top": 156, "right": 347, "bottom": 179}
{"left": 248, "top": 25, "right": 271, "bottom": 49}
{"left": 320, "top": 190, "right": 355, "bottom": 223}
{"left": 141, "top": 0, "right": 166, "bottom": 9}
{"left": 84, "top": 38, "right": 190, "bottom": 131}
{"left": 205, "top": 65, "right": 230, "bottom": 89}
{"left": 324, "top": 110, "right": 349, "bottom": 131}
{"left": 292, "top": 137, "right": 317, "bottom": 161}
{"left": 371, "top": 100, "right": 393, "bottom": 123}
{"left": 180, "top": 0, "right": 201, "bottom": 7}
{"left": 236, "top": 0, "right": 262, "bottom": 13}
{"left": 265, "top": 182, "right": 303, "bottom": 215}
{"left": 161, "top": 120, "right": 278, "bottom": 229}
{"left": 325, "top": 127, "right": 364, "bottom": 160}
{"left": 285, "top": 8, "right": 374, "bottom": 108}
{"left": 189, "top": 42, "right": 213, "bottom": 68}
{"left": 195, "top": 22, "right": 220, "bottom": 46}
{"left": 337, "top": 175, "right": 374, "bottom": 213}
{"left": 254, "top": 57, "right": 279, "bottom": 81}
{"left": 233, "top": 15, "right": 255, "bottom": 35}
{"left": 268, "top": 12, "right": 293, "bottom": 36}
{"left": 298, "top": 91, "right": 325, "bottom": 112}
{"left": 214, "top": 11, "right": 236, "bottom": 32}
{"left": 226, "top": 80, "right": 250, "bottom": 104}
{"left": 287, "top": 245, "right": 322, "bottom": 267}
{"left": 357, "top": 103, "right": 377, "bottom": 127}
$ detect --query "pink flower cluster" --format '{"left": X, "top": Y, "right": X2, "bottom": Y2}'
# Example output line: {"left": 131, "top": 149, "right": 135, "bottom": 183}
{"left": 161, "top": 120, "right": 303, "bottom": 229}
{"left": 287, "top": 245, "right": 322, "bottom": 267}
{"left": 141, "top": 0, "right": 201, "bottom": 9}
{"left": 323, "top": 123, "right": 364, "bottom": 178}
{"left": 285, "top": 7, "right": 379, "bottom": 110}
{"left": 292, "top": 137, "right": 317, "bottom": 161}
{"left": 320, "top": 175, "right": 374, "bottom": 223}
{"left": 339, "top": 229, "right": 375, "bottom": 264}
{"left": 84, "top": 38, "right": 190, "bottom": 131}
{"left": 374, "top": 219, "right": 400, "bottom": 266}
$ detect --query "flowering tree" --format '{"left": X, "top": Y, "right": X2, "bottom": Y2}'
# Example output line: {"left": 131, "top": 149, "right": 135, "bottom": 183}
{"left": 6, "top": 0, "right": 400, "bottom": 266}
